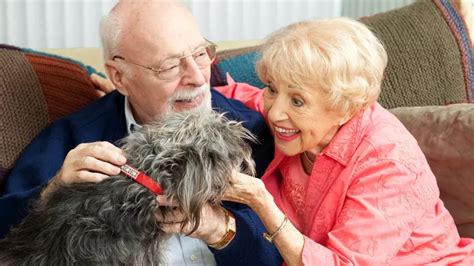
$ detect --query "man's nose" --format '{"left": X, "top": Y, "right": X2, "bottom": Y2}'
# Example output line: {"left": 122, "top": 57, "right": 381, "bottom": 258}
{"left": 180, "top": 57, "right": 206, "bottom": 86}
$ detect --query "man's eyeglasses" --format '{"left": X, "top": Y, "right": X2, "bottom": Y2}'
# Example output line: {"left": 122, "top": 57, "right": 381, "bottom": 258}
{"left": 112, "top": 40, "right": 217, "bottom": 81}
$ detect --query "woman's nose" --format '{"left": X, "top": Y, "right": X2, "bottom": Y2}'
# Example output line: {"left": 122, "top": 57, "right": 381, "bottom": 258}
{"left": 267, "top": 97, "right": 288, "bottom": 122}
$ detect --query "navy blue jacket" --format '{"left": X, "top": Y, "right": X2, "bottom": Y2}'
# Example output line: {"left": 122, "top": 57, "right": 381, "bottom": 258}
{"left": 0, "top": 89, "right": 280, "bottom": 265}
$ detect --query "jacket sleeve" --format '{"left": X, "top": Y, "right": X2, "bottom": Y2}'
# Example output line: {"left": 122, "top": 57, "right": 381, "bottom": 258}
{"left": 300, "top": 155, "right": 439, "bottom": 265}
{"left": 212, "top": 202, "right": 283, "bottom": 266}
{"left": 0, "top": 92, "right": 126, "bottom": 239}
{"left": 0, "top": 127, "right": 69, "bottom": 238}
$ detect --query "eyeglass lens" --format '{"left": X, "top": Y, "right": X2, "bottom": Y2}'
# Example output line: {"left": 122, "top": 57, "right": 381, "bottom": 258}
{"left": 158, "top": 44, "right": 216, "bottom": 80}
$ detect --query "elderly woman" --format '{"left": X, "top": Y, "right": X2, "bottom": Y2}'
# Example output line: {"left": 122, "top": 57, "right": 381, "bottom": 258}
{"left": 214, "top": 18, "right": 474, "bottom": 265}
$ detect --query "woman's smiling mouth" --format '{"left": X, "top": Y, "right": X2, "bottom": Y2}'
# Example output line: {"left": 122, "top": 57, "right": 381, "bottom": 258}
{"left": 273, "top": 125, "right": 301, "bottom": 141}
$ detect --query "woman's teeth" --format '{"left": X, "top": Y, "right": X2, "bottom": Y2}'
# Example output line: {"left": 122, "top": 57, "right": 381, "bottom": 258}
{"left": 274, "top": 126, "right": 300, "bottom": 134}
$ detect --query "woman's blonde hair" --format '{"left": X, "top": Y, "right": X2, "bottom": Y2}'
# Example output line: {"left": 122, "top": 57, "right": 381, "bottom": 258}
{"left": 256, "top": 17, "right": 388, "bottom": 116}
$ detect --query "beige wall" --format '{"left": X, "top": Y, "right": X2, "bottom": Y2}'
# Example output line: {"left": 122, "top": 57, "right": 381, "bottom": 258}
{"left": 40, "top": 1, "right": 474, "bottom": 74}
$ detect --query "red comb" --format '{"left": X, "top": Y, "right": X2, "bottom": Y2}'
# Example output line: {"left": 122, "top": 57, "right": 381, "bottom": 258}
{"left": 120, "top": 164, "right": 163, "bottom": 195}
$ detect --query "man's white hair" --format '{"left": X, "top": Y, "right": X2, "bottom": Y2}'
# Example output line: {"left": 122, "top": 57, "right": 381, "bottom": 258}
{"left": 100, "top": 12, "right": 122, "bottom": 61}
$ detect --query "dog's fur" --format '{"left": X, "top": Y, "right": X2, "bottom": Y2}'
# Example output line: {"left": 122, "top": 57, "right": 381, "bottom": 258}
{"left": 0, "top": 111, "right": 255, "bottom": 265}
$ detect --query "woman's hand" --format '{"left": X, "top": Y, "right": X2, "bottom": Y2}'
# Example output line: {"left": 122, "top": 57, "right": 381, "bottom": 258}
{"left": 227, "top": 173, "right": 305, "bottom": 265}
{"left": 90, "top": 73, "right": 115, "bottom": 96}
{"left": 224, "top": 171, "right": 273, "bottom": 213}
{"left": 155, "top": 196, "right": 228, "bottom": 245}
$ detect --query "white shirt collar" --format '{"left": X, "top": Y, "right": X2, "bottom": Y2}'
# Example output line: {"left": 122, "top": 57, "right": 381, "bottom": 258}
{"left": 124, "top": 96, "right": 141, "bottom": 134}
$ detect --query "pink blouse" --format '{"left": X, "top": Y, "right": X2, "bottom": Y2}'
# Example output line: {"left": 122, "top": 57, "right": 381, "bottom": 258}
{"left": 279, "top": 155, "right": 309, "bottom": 231}
{"left": 215, "top": 79, "right": 474, "bottom": 265}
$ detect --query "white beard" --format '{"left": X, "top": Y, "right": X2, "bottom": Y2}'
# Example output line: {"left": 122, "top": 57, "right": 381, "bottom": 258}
{"left": 165, "top": 84, "right": 212, "bottom": 116}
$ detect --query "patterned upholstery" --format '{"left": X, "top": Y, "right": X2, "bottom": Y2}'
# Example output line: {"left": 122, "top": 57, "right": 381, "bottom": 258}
{"left": 0, "top": 45, "right": 101, "bottom": 192}
{"left": 361, "top": 0, "right": 473, "bottom": 107}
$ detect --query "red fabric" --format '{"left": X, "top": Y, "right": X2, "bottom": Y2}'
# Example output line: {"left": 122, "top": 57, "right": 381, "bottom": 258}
{"left": 216, "top": 80, "right": 474, "bottom": 265}
{"left": 26, "top": 53, "right": 100, "bottom": 123}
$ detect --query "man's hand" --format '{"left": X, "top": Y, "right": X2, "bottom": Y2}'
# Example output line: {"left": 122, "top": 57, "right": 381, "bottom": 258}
{"left": 41, "top": 141, "right": 127, "bottom": 198}
{"left": 155, "top": 196, "right": 228, "bottom": 245}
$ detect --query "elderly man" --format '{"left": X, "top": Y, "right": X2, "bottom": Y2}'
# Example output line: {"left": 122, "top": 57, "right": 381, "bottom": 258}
{"left": 0, "top": 1, "right": 279, "bottom": 265}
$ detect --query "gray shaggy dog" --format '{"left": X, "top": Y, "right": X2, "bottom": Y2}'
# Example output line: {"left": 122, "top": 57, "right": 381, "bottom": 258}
{"left": 0, "top": 111, "right": 255, "bottom": 265}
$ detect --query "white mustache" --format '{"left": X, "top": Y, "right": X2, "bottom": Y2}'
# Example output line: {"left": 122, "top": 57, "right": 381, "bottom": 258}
{"left": 170, "top": 84, "right": 210, "bottom": 102}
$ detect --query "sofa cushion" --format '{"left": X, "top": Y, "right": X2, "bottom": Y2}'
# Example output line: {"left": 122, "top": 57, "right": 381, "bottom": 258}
{"left": 214, "top": 47, "right": 265, "bottom": 89}
{"left": 23, "top": 49, "right": 103, "bottom": 122}
{"left": 0, "top": 45, "right": 101, "bottom": 192}
{"left": 213, "top": 0, "right": 474, "bottom": 108}
{"left": 361, "top": 0, "right": 473, "bottom": 107}
{"left": 390, "top": 104, "right": 474, "bottom": 238}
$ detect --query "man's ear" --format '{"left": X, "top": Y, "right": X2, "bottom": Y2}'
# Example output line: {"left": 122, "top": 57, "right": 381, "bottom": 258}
{"left": 105, "top": 59, "right": 129, "bottom": 96}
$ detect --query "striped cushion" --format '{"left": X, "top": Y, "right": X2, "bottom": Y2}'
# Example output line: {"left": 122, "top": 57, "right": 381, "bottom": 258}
{"left": 361, "top": 0, "right": 473, "bottom": 107}
{"left": 0, "top": 45, "right": 101, "bottom": 191}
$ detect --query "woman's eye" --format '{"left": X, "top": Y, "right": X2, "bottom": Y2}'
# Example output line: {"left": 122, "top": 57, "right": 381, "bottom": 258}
{"left": 291, "top": 98, "right": 304, "bottom": 107}
{"left": 266, "top": 86, "right": 277, "bottom": 95}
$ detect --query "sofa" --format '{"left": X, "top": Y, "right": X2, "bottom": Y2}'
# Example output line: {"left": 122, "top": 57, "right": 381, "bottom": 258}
{"left": 1, "top": 0, "right": 473, "bottom": 238}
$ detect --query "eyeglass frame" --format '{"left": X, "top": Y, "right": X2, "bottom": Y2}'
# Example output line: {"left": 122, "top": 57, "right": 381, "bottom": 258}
{"left": 112, "top": 39, "right": 217, "bottom": 81}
